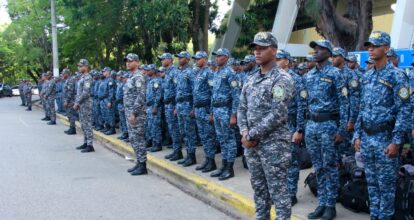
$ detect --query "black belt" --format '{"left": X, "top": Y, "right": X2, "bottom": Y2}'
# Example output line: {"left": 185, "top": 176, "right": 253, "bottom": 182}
{"left": 194, "top": 100, "right": 211, "bottom": 108}
{"left": 309, "top": 112, "right": 339, "bottom": 122}
{"left": 288, "top": 113, "right": 297, "bottom": 126}
{"left": 146, "top": 101, "right": 153, "bottom": 107}
{"left": 176, "top": 96, "right": 192, "bottom": 103}
{"left": 212, "top": 100, "right": 231, "bottom": 108}
{"left": 362, "top": 120, "right": 394, "bottom": 135}
{"left": 164, "top": 97, "right": 175, "bottom": 105}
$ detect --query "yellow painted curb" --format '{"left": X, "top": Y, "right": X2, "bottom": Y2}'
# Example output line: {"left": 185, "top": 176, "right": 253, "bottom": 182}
{"left": 55, "top": 111, "right": 300, "bottom": 220}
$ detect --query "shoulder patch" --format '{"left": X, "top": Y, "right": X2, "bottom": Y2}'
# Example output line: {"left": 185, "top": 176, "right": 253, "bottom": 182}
{"left": 173, "top": 78, "right": 177, "bottom": 84}
{"left": 341, "top": 87, "right": 348, "bottom": 96}
{"left": 350, "top": 79, "right": 359, "bottom": 88}
{"left": 154, "top": 82, "right": 159, "bottom": 89}
{"left": 231, "top": 80, "right": 238, "bottom": 88}
{"left": 109, "top": 81, "right": 113, "bottom": 86}
{"left": 84, "top": 82, "right": 90, "bottom": 88}
{"left": 135, "top": 80, "right": 142, "bottom": 88}
{"left": 398, "top": 87, "right": 409, "bottom": 100}
{"left": 300, "top": 90, "right": 308, "bottom": 99}
{"left": 273, "top": 85, "right": 285, "bottom": 100}
{"left": 208, "top": 80, "right": 213, "bottom": 86}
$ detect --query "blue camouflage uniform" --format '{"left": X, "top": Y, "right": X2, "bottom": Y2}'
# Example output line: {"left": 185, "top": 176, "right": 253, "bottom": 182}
{"left": 211, "top": 48, "right": 241, "bottom": 163}
{"left": 99, "top": 67, "right": 116, "bottom": 130}
{"left": 56, "top": 79, "right": 64, "bottom": 112}
{"left": 160, "top": 53, "right": 182, "bottom": 152}
{"left": 93, "top": 74, "right": 103, "bottom": 129}
{"left": 298, "top": 40, "right": 349, "bottom": 208}
{"left": 192, "top": 51, "right": 217, "bottom": 159}
{"left": 174, "top": 51, "right": 197, "bottom": 154}
{"left": 145, "top": 65, "right": 163, "bottom": 147}
{"left": 353, "top": 31, "right": 411, "bottom": 220}
{"left": 115, "top": 72, "right": 128, "bottom": 137}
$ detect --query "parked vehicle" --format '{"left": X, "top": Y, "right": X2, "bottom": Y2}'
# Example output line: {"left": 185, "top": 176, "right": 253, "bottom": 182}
{"left": 0, "top": 84, "right": 13, "bottom": 97}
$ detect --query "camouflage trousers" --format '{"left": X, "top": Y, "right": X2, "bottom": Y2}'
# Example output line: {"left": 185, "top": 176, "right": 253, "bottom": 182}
{"left": 100, "top": 100, "right": 115, "bottom": 127}
{"left": 287, "top": 116, "right": 300, "bottom": 198}
{"left": 117, "top": 104, "right": 128, "bottom": 135}
{"left": 25, "top": 94, "right": 32, "bottom": 108}
{"left": 79, "top": 101, "right": 93, "bottom": 145}
{"left": 45, "top": 98, "right": 56, "bottom": 121}
{"left": 41, "top": 97, "right": 47, "bottom": 117}
{"left": 305, "top": 120, "right": 339, "bottom": 207}
{"left": 93, "top": 99, "right": 102, "bottom": 127}
{"left": 65, "top": 101, "right": 77, "bottom": 127}
{"left": 146, "top": 106, "right": 162, "bottom": 146}
{"left": 125, "top": 108, "right": 147, "bottom": 163}
{"left": 245, "top": 139, "right": 292, "bottom": 220}
{"left": 213, "top": 106, "right": 237, "bottom": 162}
{"left": 165, "top": 103, "right": 182, "bottom": 151}
{"left": 176, "top": 101, "right": 197, "bottom": 154}
{"left": 195, "top": 106, "right": 216, "bottom": 159}
{"left": 360, "top": 132, "right": 398, "bottom": 220}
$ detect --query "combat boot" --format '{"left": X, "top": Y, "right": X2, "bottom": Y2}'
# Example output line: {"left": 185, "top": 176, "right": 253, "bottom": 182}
{"left": 81, "top": 145, "right": 95, "bottom": 153}
{"left": 149, "top": 144, "right": 162, "bottom": 152}
{"left": 308, "top": 206, "right": 326, "bottom": 219}
{"left": 145, "top": 140, "right": 152, "bottom": 148}
{"left": 47, "top": 121, "right": 56, "bottom": 125}
{"left": 130, "top": 162, "right": 147, "bottom": 175}
{"left": 202, "top": 158, "right": 217, "bottom": 173}
{"left": 104, "top": 127, "right": 116, "bottom": 135}
{"left": 182, "top": 153, "right": 196, "bottom": 167}
{"left": 169, "top": 150, "right": 183, "bottom": 161}
{"left": 177, "top": 154, "right": 188, "bottom": 165}
{"left": 101, "top": 124, "right": 109, "bottom": 133}
{"left": 211, "top": 159, "right": 227, "bottom": 177}
{"left": 127, "top": 163, "right": 139, "bottom": 173}
{"left": 41, "top": 116, "right": 50, "bottom": 121}
{"left": 218, "top": 162, "right": 234, "bottom": 180}
{"left": 291, "top": 196, "right": 298, "bottom": 206}
{"left": 164, "top": 151, "right": 175, "bottom": 160}
{"left": 65, "top": 127, "right": 76, "bottom": 135}
{"left": 320, "top": 207, "right": 336, "bottom": 220}
{"left": 26, "top": 107, "right": 32, "bottom": 111}
{"left": 76, "top": 143, "right": 87, "bottom": 150}
{"left": 196, "top": 158, "right": 209, "bottom": 171}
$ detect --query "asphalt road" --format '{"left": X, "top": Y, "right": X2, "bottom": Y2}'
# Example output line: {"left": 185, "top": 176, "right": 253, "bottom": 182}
{"left": 0, "top": 97, "right": 231, "bottom": 220}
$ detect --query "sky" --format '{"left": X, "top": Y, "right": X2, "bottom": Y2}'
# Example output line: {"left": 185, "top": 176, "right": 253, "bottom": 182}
{"left": 0, "top": 0, "right": 232, "bottom": 27}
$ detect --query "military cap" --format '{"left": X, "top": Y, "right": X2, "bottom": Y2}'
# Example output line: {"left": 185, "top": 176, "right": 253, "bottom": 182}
{"left": 305, "top": 54, "right": 315, "bottom": 62}
{"left": 44, "top": 71, "right": 52, "bottom": 76}
{"left": 240, "top": 55, "right": 256, "bottom": 64}
{"left": 364, "top": 31, "right": 391, "bottom": 47}
{"left": 387, "top": 47, "right": 398, "bottom": 58}
{"left": 102, "top": 67, "right": 111, "bottom": 72}
{"left": 61, "top": 68, "right": 71, "bottom": 75}
{"left": 192, "top": 51, "right": 208, "bottom": 59}
{"left": 124, "top": 53, "right": 139, "bottom": 62}
{"left": 297, "top": 63, "right": 308, "bottom": 70}
{"left": 332, "top": 47, "right": 347, "bottom": 57}
{"left": 345, "top": 54, "right": 358, "bottom": 62}
{"left": 212, "top": 48, "right": 231, "bottom": 57}
{"left": 77, "top": 59, "right": 90, "bottom": 67}
{"left": 275, "top": 49, "right": 291, "bottom": 60}
{"left": 144, "top": 64, "right": 156, "bottom": 71}
{"left": 175, "top": 51, "right": 191, "bottom": 59}
{"left": 116, "top": 70, "right": 124, "bottom": 77}
{"left": 249, "top": 32, "right": 278, "bottom": 48}
{"left": 158, "top": 53, "right": 173, "bottom": 60}
{"left": 309, "top": 39, "right": 333, "bottom": 53}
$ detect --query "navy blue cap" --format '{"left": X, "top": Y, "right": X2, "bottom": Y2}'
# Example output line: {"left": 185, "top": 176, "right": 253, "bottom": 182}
{"left": 144, "top": 64, "right": 156, "bottom": 71}
{"left": 275, "top": 49, "right": 291, "bottom": 59}
{"left": 364, "top": 31, "right": 391, "bottom": 47}
{"left": 192, "top": 51, "right": 208, "bottom": 59}
{"left": 345, "top": 54, "right": 358, "bottom": 62}
{"left": 175, "top": 51, "right": 191, "bottom": 59}
{"left": 158, "top": 53, "right": 173, "bottom": 60}
{"left": 310, "top": 40, "right": 333, "bottom": 53}
{"left": 212, "top": 48, "right": 230, "bottom": 57}
{"left": 332, "top": 47, "right": 347, "bottom": 57}
{"left": 240, "top": 55, "right": 256, "bottom": 64}
{"left": 102, "top": 67, "right": 111, "bottom": 72}
{"left": 387, "top": 47, "right": 398, "bottom": 58}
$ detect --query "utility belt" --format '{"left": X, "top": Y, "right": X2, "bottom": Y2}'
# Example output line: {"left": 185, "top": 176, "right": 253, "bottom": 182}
{"left": 212, "top": 100, "right": 231, "bottom": 108}
{"left": 362, "top": 119, "right": 394, "bottom": 135}
{"left": 194, "top": 100, "right": 211, "bottom": 108}
{"left": 164, "top": 97, "right": 176, "bottom": 105}
{"left": 176, "top": 96, "right": 192, "bottom": 103}
{"left": 309, "top": 112, "right": 339, "bottom": 123}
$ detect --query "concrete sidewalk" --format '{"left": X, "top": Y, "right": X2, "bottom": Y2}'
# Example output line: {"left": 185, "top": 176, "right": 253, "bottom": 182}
{"left": 36, "top": 101, "right": 369, "bottom": 220}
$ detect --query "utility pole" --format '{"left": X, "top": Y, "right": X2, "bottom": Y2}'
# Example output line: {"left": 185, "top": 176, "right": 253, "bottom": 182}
{"left": 51, "top": 0, "right": 59, "bottom": 77}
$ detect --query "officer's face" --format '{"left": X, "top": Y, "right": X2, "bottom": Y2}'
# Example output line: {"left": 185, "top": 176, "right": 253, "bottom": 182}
{"left": 276, "top": 58, "right": 289, "bottom": 69}
{"left": 332, "top": 55, "right": 344, "bottom": 67}
{"left": 313, "top": 46, "right": 331, "bottom": 62}
{"left": 78, "top": 65, "right": 88, "bottom": 73}
{"left": 126, "top": 60, "right": 139, "bottom": 71}
{"left": 103, "top": 71, "right": 110, "bottom": 77}
{"left": 215, "top": 55, "right": 228, "bottom": 67}
{"left": 147, "top": 70, "right": 154, "bottom": 77}
{"left": 367, "top": 45, "right": 388, "bottom": 61}
{"left": 347, "top": 62, "right": 357, "bottom": 69}
{"left": 161, "top": 58, "right": 172, "bottom": 67}
{"left": 195, "top": 58, "right": 206, "bottom": 68}
{"left": 388, "top": 56, "right": 400, "bottom": 67}
{"left": 253, "top": 45, "right": 276, "bottom": 65}
{"left": 178, "top": 57, "right": 189, "bottom": 66}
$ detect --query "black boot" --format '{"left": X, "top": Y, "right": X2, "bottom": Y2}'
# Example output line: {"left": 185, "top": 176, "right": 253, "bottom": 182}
{"left": 320, "top": 207, "right": 336, "bottom": 220}
{"left": 145, "top": 140, "right": 152, "bottom": 148}
{"left": 308, "top": 206, "right": 326, "bottom": 219}
{"left": 242, "top": 155, "right": 248, "bottom": 169}
{"left": 218, "top": 162, "right": 234, "bottom": 180}
{"left": 195, "top": 158, "right": 209, "bottom": 171}
{"left": 65, "top": 127, "right": 76, "bottom": 135}
{"left": 211, "top": 160, "right": 227, "bottom": 177}
{"left": 81, "top": 145, "right": 95, "bottom": 153}
{"left": 130, "top": 162, "right": 147, "bottom": 175}
{"left": 101, "top": 125, "right": 109, "bottom": 133}
{"left": 76, "top": 143, "right": 87, "bottom": 150}
{"left": 104, "top": 127, "right": 116, "bottom": 135}
{"left": 26, "top": 107, "right": 32, "bottom": 111}
{"left": 118, "top": 133, "right": 128, "bottom": 140}
{"left": 96, "top": 126, "right": 104, "bottom": 131}
{"left": 41, "top": 116, "right": 50, "bottom": 121}
{"left": 47, "top": 121, "right": 56, "bottom": 125}
{"left": 169, "top": 150, "right": 183, "bottom": 161}
{"left": 182, "top": 153, "right": 196, "bottom": 167}
{"left": 149, "top": 144, "right": 162, "bottom": 152}
{"left": 164, "top": 151, "right": 176, "bottom": 160}
{"left": 127, "top": 163, "right": 139, "bottom": 173}
{"left": 291, "top": 196, "right": 298, "bottom": 206}
{"left": 202, "top": 158, "right": 217, "bottom": 173}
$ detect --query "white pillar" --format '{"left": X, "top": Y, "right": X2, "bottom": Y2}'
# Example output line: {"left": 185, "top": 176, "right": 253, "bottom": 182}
{"left": 51, "top": 0, "right": 59, "bottom": 77}
{"left": 271, "top": 0, "right": 299, "bottom": 50}
{"left": 390, "top": 0, "right": 414, "bottom": 48}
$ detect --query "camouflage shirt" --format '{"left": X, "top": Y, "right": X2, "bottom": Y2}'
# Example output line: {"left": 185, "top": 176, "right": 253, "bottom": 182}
{"left": 75, "top": 73, "right": 93, "bottom": 105}
{"left": 123, "top": 69, "right": 146, "bottom": 116}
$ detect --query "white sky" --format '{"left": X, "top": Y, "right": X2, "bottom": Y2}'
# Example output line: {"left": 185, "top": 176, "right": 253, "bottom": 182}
{"left": 0, "top": 0, "right": 10, "bottom": 25}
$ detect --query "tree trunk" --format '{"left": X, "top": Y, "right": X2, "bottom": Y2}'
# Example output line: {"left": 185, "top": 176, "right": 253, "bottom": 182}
{"left": 191, "top": 0, "right": 201, "bottom": 53}
{"left": 202, "top": 0, "right": 210, "bottom": 52}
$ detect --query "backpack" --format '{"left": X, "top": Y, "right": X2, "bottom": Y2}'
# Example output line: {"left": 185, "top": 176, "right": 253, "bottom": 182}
{"left": 304, "top": 172, "right": 318, "bottom": 197}
{"left": 299, "top": 146, "right": 313, "bottom": 170}
{"left": 339, "top": 167, "right": 370, "bottom": 213}
{"left": 393, "top": 165, "right": 414, "bottom": 220}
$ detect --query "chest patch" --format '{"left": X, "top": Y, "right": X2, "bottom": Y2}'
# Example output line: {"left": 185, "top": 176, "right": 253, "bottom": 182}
{"left": 273, "top": 85, "right": 284, "bottom": 100}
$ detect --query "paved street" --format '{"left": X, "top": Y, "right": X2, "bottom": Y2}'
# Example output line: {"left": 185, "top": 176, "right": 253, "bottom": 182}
{"left": 0, "top": 97, "right": 230, "bottom": 220}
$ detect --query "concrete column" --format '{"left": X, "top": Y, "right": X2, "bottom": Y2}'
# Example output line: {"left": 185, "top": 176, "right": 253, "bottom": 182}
{"left": 271, "top": 0, "right": 299, "bottom": 50}
{"left": 390, "top": 0, "right": 414, "bottom": 48}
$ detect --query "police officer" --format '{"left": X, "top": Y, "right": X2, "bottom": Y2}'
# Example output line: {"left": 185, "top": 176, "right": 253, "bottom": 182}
{"left": 159, "top": 53, "right": 183, "bottom": 161}
{"left": 74, "top": 59, "right": 95, "bottom": 153}
{"left": 297, "top": 39, "right": 349, "bottom": 220}
{"left": 345, "top": 55, "right": 363, "bottom": 76}
{"left": 56, "top": 76, "right": 64, "bottom": 113}
{"left": 207, "top": 60, "right": 218, "bottom": 72}
{"left": 116, "top": 71, "right": 129, "bottom": 140}
{"left": 353, "top": 31, "right": 410, "bottom": 220}
{"left": 387, "top": 47, "right": 400, "bottom": 68}
{"left": 210, "top": 48, "right": 240, "bottom": 180}
{"left": 43, "top": 71, "right": 57, "bottom": 125}
{"left": 62, "top": 68, "right": 78, "bottom": 135}
{"left": 192, "top": 51, "right": 217, "bottom": 172}
{"left": 124, "top": 53, "right": 147, "bottom": 176}
{"left": 239, "top": 54, "right": 257, "bottom": 85}
{"left": 174, "top": 51, "right": 198, "bottom": 167}
{"left": 24, "top": 80, "right": 33, "bottom": 111}
{"left": 238, "top": 32, "right": 294, "bottom": 220}
{"left": 18, "top": 80, "right": 26, "bottom": 106}
{"left": 40, "top": 74, "right": 50, "bottom": 120}
{"left": 305, "top": 54, "right": 317, "bottom": 70}
{"left": 99, "top": 67, "right": 116, "bottom": 135}
{"left": 92, "top": 71, "right": 103, "bottom": 130}
{"left": 275, "top": 49, "right": 304, "bottom": 206}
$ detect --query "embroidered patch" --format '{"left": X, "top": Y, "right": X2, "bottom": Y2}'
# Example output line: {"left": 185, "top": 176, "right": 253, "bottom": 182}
{"left": 135, "top": 80, "right": 142, "bottom": 88}
{"left": 231, "top": 80, "right": 238, "bottom": 88}
{"left": 154, "top": 83, "right": 159, "bottom": 89}
{"left": 341, "top": 87, "right": 348, "bottom": 96}
{"left": 350, "top": 79, "right": 359, "bottom": 88}
{"left": 109, "top": 81, "right": 113, "bottom": 86}
{"left": 85, "top": 82, "right": 90, "bottom": 88}
{"left": 320, "top": 77, "right": 333, "bottom": 83}
{"left": 379, "top": 79, "right": 393, "bottom": 88}
{"left": 208, "top": 80, "right": 213, "bottom": 86}
{"left": 398, "top": 87, "right": 409, "bottom": 100}
{"left": 273, "top": 85, "right": 284, "bottom": 100}
{"left": 300, "top": 90, "right": 308, "bottom": 99}
{"left": 173, "top": 78, "right": 177, "bottom": 84}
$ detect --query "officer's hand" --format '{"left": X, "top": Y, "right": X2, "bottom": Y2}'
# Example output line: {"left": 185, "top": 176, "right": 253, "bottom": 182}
{"left": 73, "top": 103, "right": 80, "bottom": 111}
{"left": 230, "top": 115, "right": 237, "bottom": 127}
{"left": 292, "top": 132, "right": 303, "bottom": 145}
{"left": 334, "top": 134, "right": 343, "bottom": 144}
{"left": 354, "top": 138, "right": 361, "bottom": 152}
{"left": 385, "top": 143, "right": 399, "bottom": 158}
{"left": 152, "top": 107, "right": 158, "bottom": 115}
{"left": 346, "top": 122, "right": 354, "bottom": 132}
{"left": 173, "top": 109, "right": 177, "bottom": 117}
{"left": 209, "top": 114, "right": 214, "bottom": 124}
{"left": 64, "top": 101, "right": 68, "bottom": 108}
{"left": 241, "top": 135, "right": 258, "bottom": 149}
{"left": 129, "top": 114, "right": 136, "bottom": 126}
{"left": 189, "top": 110, "right": 195, "bottom": 118}
{"left": 107, "top": 103, "right": 112, "bottom": 109}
